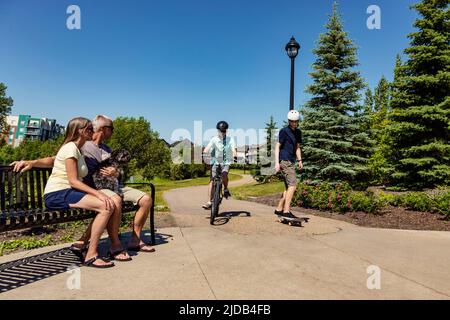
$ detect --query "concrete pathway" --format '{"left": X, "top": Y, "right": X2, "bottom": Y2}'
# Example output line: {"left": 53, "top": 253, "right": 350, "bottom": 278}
{"left": 1, "top": 174, "right": 449, "bottom": 299}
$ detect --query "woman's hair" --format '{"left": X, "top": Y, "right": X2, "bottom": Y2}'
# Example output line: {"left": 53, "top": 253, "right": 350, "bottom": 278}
{"left": 61, "top": 117, "right": 91, "bottom": 147}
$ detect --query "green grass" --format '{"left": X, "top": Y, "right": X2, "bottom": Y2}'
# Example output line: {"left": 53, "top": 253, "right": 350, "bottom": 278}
{"left": 130, "top": 172, "right": 243, "bottom": 212}
{"left": 229, "top": 181, "right": 285, "bottom": 200}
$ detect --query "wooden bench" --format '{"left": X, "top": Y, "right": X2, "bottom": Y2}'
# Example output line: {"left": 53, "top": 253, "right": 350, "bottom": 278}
{"left": 0, "top": 165, "right": 156, "bottom": 244}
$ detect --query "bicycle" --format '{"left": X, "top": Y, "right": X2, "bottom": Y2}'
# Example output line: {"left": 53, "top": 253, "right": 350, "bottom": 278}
{"left": 210, "top": 164, "right": 223, "bottom": 225}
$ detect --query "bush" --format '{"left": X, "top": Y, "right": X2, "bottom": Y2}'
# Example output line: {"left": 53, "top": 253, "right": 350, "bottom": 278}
{"left": 292, "top": 182, "right": 378, "bottom": 213}
{"left": 403, "top": 192, "right": 433, "bottom": 212}
{"left": 169, "top": 163, "right": 208, "bottom": 180}
{"left": 348, "top": 191, "right": 381, "bottom": 214}
{"left": 430, "top": 191, "right": 450, "bottom": 218}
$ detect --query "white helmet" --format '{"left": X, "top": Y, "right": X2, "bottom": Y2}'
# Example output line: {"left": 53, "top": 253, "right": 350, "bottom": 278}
{"left": 287, "top": 110, "right": 300, "bottom": 121}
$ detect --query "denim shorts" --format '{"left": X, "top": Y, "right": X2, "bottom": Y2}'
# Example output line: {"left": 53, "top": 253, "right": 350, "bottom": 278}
{"left": 44, "top": 188, "right": 87, "bottom": 210}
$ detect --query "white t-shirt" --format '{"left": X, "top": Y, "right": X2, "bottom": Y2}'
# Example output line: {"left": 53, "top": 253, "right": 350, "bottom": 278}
{"left": 44, "top": 142, "right": 88, "bottom": 194}
{"left": 206, "top": 135, "right": 236, "bottom": 165}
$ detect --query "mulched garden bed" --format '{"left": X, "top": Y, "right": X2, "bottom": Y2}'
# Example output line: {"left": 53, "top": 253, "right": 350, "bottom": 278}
{"left": 249, "top": 194, "right": 450, "bottom": 232}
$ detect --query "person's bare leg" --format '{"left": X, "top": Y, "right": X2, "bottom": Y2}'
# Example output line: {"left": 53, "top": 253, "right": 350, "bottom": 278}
{"left": 70, "top": 195, "right": 114, "bottom": 267}
{"left": 222, "top": 172, "right": 229, "bottom": 189}
{"left": 283, "top": 186, "right": 297, "bottom": 213}
{"left": 208, "top": 181, "right": 213, "bottom": 201}
{"left": 106, "top": 195, "right": 130, "bottom": 260}
{"left": 276, "top": 190, "right": 287, "bottom": 212}
{"left": 128, "top": 195, "right": 153, "bottom": 250}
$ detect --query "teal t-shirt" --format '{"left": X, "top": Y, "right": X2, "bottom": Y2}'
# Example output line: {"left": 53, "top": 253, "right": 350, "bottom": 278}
{"left": 206, "top": 135, "right": 236, "bottom": 165}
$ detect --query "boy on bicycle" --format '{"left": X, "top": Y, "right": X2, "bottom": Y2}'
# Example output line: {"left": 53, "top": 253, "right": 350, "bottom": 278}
{"left": 202, "top": 121, "right": 237, "bottom": 210}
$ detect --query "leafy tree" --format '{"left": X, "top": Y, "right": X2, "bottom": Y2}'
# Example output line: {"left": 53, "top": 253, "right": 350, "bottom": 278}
{"left": 385, "top": 0, "right": 450, "bottom": 189}
{"left": 301, "top": 2, "right": 373, "bottom": 186}
{"left": 0, "top": 83, "right": 13, "bottom": 135}
{"left": 107, "top": 117, "right": 171, "bottom": 181}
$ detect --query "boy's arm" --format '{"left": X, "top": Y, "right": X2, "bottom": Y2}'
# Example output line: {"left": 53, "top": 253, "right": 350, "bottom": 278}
{"left": 296, "top": 144, "right": 303, "bottom": 170}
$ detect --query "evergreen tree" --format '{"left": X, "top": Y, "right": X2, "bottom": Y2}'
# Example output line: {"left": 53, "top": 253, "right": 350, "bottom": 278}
{"left": 264, "top": 115, "right": 277, "bottom": 157}
{"left": 301, "top": 2, "right": 373, "bottom": 185}
{"left": 0, "top": 83, "right": 13, "bottom": 135}
{"left": 385, "top": 0, "right": 450, "bottom": 189}
{"left": 368, "top": 76, "right": 394, "bottom": 185}
{"left": 364, "top": 88, "right": 375, "bottom": 115}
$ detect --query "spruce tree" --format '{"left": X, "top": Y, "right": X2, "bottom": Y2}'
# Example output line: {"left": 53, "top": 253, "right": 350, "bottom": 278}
{"left": 385, "top": 0, "right": 450, "bottom": 189}
{"left": 265, "top": 115, "right": 277, "bottom": 157}
{"left": 301, "top": 2, "right": 373, "bottom": 185}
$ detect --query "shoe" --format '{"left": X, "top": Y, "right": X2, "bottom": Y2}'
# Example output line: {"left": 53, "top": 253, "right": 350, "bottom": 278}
{"left": 202, "top": 202, "right": 212, "bottom": 210}
{"left": 274, "top": 210, "right": 284, "bottom": 216}
{"left": 69, "top": 243, "right": 89, "bottom": 261}
{"left": 83, "top": 256, "right": 115, "bottom": 268}
{"left": 224, "top": 189, "right": 231, "bottom": 199}
{"left": 108, "top": 249, "right": 132, "bottom": 262}
{"left": 284, "top": 212, "right": 298, "bottom": 219}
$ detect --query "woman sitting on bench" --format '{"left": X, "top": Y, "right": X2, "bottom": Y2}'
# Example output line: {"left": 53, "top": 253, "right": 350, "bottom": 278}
{"left": 43, "top": 117, "right": 119, "bottom": 268}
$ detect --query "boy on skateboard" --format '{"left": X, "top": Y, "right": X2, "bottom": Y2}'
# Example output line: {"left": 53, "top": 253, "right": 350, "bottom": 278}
{"left": 274, "top": 110, "right": 303, "bottom": 219}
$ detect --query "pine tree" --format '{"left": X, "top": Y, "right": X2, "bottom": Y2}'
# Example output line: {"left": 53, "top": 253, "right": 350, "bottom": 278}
{"left": 364, "top": 88, "right": 375, "bottom": 115}
{"left": 301, "top": 2, "right": 373, "bottom": 185}
{"left": 265, "top": 115, "right": 277, "bottom": 157}
{"left": 368, "top": 76, "right": 394, "bottom": 184}
{"left": 385, "top": 0, "right": 450, "bottom": 189}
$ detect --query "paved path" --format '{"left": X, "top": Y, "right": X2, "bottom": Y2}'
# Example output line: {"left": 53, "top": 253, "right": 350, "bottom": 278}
{"left": 1, "top": 174, "right": 449, "bottom": 299}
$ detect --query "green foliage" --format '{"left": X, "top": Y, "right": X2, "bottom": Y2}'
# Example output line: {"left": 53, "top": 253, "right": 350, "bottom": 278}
{"left": 265, "top": 116, "right": 277, "bottom": 157}
{"left": 385, "top": 0, "right": 450, "bottom": 189}
{"left": 108, "top": 117, "right": 171, "bottom": 181}
{"left": 0, "top": 83, "right": 13, "bottom": 134}
{"left": 403, "top": 192, "right": 433, "bottom": 212}
{"left": 169, "top": 163, "right": 208, "bottom": 180}
{"left": 0, "top": 136, "right": 63, "bottom": 164}
{"left": 301, "top": 3, "right": 374, "bottom": 186}
{"left": 293, "top": 182, "right": 382, "bottom": 214}
{"left": 0, "top": 235, "right": 52, "bottom": 256}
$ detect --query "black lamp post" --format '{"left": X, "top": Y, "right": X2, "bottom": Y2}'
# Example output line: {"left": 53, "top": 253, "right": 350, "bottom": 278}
{"left": 285, "top": 36, "right": 300, "bottom": 110}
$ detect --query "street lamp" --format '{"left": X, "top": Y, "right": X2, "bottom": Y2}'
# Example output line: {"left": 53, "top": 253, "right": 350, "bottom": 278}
{"left": 285, "top": 36, "right": 300, "bottom": 110}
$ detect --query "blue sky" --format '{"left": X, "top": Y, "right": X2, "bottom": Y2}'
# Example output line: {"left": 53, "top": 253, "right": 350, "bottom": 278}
{"left": 0, "top": 0, "right": 418, "bottom": 144}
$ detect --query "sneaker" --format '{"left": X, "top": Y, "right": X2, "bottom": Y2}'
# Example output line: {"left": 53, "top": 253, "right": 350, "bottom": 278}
{"left": 283, "top": 212, "right": 298, "bottom": 219}
{"left": 202, "top": 202, "right": 212, "bottom": 210}
{"left": 224, "top": 189, "right": 231, "bottom": 199}
{"left": 274, "top": 210, "right": 284, "bottom": 216}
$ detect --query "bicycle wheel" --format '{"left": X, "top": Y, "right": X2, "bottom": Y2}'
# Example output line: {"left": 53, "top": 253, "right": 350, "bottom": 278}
{"left": 210, "top": 179, "right": 222, "bottom": 225}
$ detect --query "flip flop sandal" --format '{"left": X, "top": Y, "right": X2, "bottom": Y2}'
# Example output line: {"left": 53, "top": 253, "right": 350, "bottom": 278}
{"left": 83, "top": 256, "right": 115, "bottom": 268}
{"left": 69, "top": 243, "right": 89, "bottom": 260}
{"left": 108, "top": 249, "right": 132, "bottom": 262}
{"left": 128, "top": 243, "right": 155, "bottom": 253}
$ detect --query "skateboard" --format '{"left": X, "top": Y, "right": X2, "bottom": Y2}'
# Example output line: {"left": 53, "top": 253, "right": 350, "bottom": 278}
{"left": 277, "top": 215, "right": 310, "bottom": 227}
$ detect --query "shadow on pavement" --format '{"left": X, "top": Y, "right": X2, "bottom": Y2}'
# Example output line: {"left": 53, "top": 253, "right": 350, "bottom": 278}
{"left": 211, "top": 211, "right": 251, "bottom": 226}
{"left": 0, "top": 231, "right": 172, "bottom": 294}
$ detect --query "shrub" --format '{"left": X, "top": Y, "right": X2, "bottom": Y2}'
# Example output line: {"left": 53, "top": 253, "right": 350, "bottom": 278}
{"left": 403, "top": 192, "right": 433, "bottom": 212}
{"left": 348, "top": 191, "right": 381, "bottom": 214}
{"left": 430, "top": 191, "right": 450, "bottom": 218}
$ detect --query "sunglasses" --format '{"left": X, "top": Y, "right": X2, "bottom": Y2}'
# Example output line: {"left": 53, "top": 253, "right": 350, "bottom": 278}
{"left": 103, "top": 125, "right": 114, "bottom": 131}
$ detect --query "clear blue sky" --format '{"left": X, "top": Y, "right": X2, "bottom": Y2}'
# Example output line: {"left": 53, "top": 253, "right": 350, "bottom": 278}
{"left": 0, "top": 0, "right": 418, "bottom": 144}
